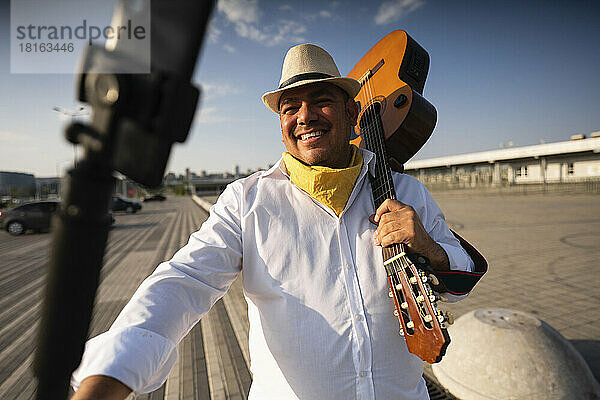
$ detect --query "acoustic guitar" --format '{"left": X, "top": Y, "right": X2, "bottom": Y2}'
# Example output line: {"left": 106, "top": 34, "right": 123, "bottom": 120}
{"left": 348, "top": 30, "right": 452, "bottom": 363}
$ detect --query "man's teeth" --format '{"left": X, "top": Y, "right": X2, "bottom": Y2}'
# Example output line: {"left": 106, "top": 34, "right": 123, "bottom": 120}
{"left": 300, "top": 131, "right": 325, "bottom": 140}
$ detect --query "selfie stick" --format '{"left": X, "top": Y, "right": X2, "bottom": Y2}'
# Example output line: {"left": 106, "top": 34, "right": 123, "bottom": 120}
{"left": 34, "top": 1, "right": 214, "bottom": 398}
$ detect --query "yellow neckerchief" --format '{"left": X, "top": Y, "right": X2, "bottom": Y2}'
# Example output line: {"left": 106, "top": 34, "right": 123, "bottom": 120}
{"left": 282, "top": 145, "right": 363, "bottom": 216}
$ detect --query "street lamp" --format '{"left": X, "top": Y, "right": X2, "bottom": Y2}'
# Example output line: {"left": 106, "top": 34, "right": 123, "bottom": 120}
{"left": 52, "top": 106, "right": 90, "bottom": 166}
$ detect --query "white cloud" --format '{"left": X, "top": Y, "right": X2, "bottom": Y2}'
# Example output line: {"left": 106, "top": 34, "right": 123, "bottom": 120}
{"left": 193, "top": 105, "right": 255, "bottom": 126}
{"left": 216, "top": 0, "right": 306, "bottom": 46}
{"left": 233, "top": 22, "right": 269, "bottom": 43}
{"left": 208, "top": 23, "right": 222, "bottom": 44}
{"left": 200, "top": 82, "right": 241, "bottom": 101}
{"left": 319, "top": 10, "right": 332, "bottom": 18}
{"left": 223, "top": 44, "right": 236, "bottom": 53}
{"left": 194, "top": 106, "right": 230, "bottom": 124}
{"left": 217, "top": 0, "right": 260, "bottom": 24}
{"left": 374, "top": 0, "right": 425, "bottom": 25}
{"left": 268, "top": 20, "right": 307, "bottom": 46}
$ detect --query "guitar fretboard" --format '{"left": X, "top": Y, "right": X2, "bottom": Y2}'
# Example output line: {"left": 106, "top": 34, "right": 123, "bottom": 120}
{"left": 359, "top": 109, "right": 406, "bottom": 269}
{"left": 360, "top": 111, "right": 395, "bottom": 208}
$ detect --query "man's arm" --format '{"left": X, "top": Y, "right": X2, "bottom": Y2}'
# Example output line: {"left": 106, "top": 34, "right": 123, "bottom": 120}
{"left": 71, "top": 375, "right": 131, "bottom": 400}
{"left": 71, "top": 182, "right": 245, "bottom": 394}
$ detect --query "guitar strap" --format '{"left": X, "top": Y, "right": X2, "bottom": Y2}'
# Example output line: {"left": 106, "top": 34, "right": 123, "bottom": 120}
{"left": 408, "top": 231, "right": 487, "bottom": 296}
{"left": 433, "top": 230, "right": 488, "bottom": 296}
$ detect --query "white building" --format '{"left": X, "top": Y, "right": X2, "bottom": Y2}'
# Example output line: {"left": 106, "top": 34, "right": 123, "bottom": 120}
{"left": 404, "top": 133, "right": 600, "bottom": 187}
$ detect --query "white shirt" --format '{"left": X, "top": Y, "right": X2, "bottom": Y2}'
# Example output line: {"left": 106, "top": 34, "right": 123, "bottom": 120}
{"left": 72, "top": 149, "right": 473, "bottom": 399}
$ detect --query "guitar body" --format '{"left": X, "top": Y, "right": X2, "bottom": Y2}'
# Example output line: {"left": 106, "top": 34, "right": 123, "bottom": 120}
{"left": 348, "top": 30, "right": 437, "bottom": 166}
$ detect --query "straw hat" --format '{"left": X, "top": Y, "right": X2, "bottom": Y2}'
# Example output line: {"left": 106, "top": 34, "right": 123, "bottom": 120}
{"left": 262, "top": 44, "right": 361, "bottom": 113}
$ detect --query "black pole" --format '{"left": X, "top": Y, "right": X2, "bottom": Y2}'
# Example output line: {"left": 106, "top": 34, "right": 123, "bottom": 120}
{"left": 33, "top": 1, "right": 214, "bottom": 398}
{"left": 34, "top": 161, "right": 114, "bottom": 400}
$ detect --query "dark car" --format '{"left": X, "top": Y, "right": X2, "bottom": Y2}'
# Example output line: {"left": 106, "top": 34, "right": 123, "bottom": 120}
{"left": 111, "top": 197, "right": 142, "bottom": 214}
{"left": 0, "top": 200, "right": 59, "bottom": 235}
{"left": 142, "top": 194, "right": 166, "bottom": 202}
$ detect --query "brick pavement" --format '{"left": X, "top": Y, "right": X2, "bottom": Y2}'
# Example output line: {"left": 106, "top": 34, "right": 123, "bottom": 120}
{"left": 429, "top": 191, "right": 600, "bottom": 381}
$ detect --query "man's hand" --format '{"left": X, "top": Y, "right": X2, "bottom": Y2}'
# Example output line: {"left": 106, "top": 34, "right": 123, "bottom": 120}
{"left": 370, "top": 199, "right": 450, "bottom": 271}
{"left": 71, "top": 375, "right": 132, "bottom": 400}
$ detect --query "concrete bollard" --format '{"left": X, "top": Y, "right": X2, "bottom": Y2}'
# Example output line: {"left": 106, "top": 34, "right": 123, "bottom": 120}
{"left": 431, "top": 308, "right": 600, "bottom": 400}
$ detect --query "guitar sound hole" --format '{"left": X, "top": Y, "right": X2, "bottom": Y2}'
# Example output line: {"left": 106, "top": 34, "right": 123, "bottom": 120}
{"left": 358, "top": 101, "right": 382, "bottom": 130}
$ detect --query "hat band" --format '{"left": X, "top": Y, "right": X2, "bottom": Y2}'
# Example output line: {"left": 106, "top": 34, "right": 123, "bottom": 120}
{"left": 278, "top": 72, "right": 334, "bottom": 89}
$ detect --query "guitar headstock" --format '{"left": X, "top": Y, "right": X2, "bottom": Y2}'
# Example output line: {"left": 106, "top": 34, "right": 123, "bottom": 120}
{"left": 384, "top": 245, "right": 452, "bottom": 363}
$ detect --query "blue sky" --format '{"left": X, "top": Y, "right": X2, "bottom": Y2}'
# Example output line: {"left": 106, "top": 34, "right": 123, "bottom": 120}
{"left": 1, "top": 0, "right": 599, "bottom": 177}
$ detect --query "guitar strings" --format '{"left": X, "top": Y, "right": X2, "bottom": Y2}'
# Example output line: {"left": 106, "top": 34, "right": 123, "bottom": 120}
{"left": 361, "top": 71, "right": 434, "bottom": 327}
{"left": 361, "top": 75, "right": 411, "bottom": 324}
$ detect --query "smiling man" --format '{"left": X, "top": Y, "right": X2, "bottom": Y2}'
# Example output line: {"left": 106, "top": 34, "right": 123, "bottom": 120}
{"left": 71, "top": 44, "right": 478, "bottom": 400}
{"left": 278, "top": 83, "right": 358, "bottom": 168}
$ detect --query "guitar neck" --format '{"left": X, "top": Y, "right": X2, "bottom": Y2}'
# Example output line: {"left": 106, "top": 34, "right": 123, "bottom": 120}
{"left": 360, "top": 110, "right": 396, "bottom": 208}
{"left": 360, "top": 110, "right": 408, "bottom": 266}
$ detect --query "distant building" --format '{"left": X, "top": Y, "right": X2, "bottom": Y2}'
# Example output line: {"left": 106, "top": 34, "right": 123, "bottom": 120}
{"left": 36, "top": 177, "right": 61, "bottom": 199}
{"left": 404, "top": 134, "right": 600, "bottom": 188}
{"left": 0, "top": 171, "right": 36, "bottom": 198}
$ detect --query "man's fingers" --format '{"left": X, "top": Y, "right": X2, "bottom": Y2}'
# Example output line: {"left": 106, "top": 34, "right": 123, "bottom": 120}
{"left": 380, "top": 231, "right": 409, "bottom": 247}
{"left": 376, "top": 219, "right": 406, "bottom": 238}
{"left": 374, "top": 199, "right": 408, "bottom": 222}
{"left": 374, "top": 220, "right": 409, "bottom": 246}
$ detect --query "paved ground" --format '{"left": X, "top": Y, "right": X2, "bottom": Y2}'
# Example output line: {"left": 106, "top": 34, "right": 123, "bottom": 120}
{"left": 0, "top": 197, "right": 250, "bottom": 400}
{"left": 0, "top": 191, "right": 598, "bottom": 399}
{"left": 431, "top": 190, "right": 600, "bottom": 382}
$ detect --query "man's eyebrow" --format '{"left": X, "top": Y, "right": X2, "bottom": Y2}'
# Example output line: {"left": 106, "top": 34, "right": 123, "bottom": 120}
{"left": 308, "top": 88, "right": 336, "bottom": 99}
{"left": 280, "top": 97, "right": 298, "bottom": 106}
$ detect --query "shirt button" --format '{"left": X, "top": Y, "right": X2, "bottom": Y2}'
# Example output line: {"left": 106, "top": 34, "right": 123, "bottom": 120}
{"left": 346, "top": 263, "right": 352, "bottom": 270}
{"left": 359, "top": 371, "right": 367, "bottom": 377}
{"left": 354, "top": 314, "right": 363, "bottom": 321}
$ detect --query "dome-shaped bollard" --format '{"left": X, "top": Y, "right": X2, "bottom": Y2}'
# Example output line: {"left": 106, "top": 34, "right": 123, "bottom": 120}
{"left": 431, "top": 308, "right": 600, "bottom": 400}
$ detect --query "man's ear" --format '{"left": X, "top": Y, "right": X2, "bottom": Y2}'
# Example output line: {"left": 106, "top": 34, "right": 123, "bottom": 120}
{"left": 346, "top": 99, "right": 359, "bottom": 126}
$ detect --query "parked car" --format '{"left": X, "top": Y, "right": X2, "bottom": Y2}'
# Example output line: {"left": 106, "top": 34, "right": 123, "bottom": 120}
{"left": 111, "top": 197, "right": 142, "bottom": 214}
{"left": 142, "top": 194, "right": 166, "bottom": 202}
{"left": 0, "top": 200, "right": 59, "bottom": 235}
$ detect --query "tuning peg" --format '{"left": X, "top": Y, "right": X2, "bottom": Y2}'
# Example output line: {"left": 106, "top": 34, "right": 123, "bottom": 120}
{"left": 398, "top": 328, "right": 404, "bottom": 336}
{"left": 400, "top": 302, "right": 408, "bottom": 309}
{"left": 409, "top": 276, "right": 418, "bottom": 284}
{"left": 445, "top": 311, "right": 455, "bottom": 325}
{"left": 416, "top": 294, "right": 425, "bottom": 303}
{"left": 393, "top": 309, "right": 399, "bottom": 317}
{"left": 423, "top": 315, "right": 433, "bottom": 322}
{"left": 395, "top": 284, "right": 402, "bottom": 291}
{"left": 406, "top": 321, "right": 414, "bottom": 329}
{"left": 427, "top": 274, "right": 440, "bottom": 285}
{"left": 429, "top": 294, "right": 438, "bottom": 303}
